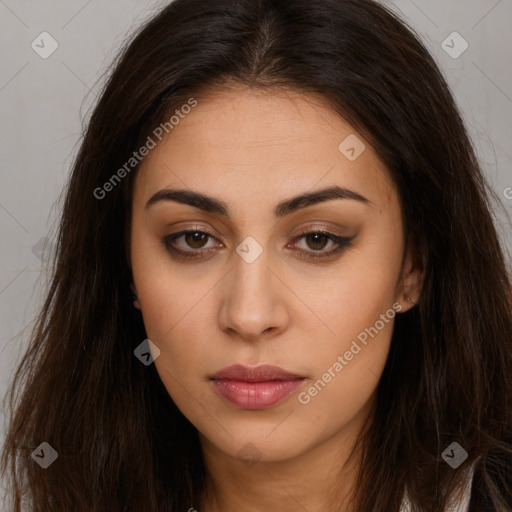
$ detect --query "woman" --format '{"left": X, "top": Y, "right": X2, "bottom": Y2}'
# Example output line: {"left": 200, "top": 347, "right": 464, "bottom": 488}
{"left": 2, "top": 0, "right": 511, "bottom": 510}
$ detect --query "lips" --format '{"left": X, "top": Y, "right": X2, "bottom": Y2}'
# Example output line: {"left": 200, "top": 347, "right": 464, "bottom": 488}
{"left": 209, "top": 364, "right": 306, "bottom": 409}
{"left": 209, "top": 364, "right": 305, "bottom": 382}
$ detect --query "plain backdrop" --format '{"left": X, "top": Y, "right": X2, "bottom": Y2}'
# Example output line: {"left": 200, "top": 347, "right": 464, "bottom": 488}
{"left": 0, "top": 0, "right": 511, "bottom": 496}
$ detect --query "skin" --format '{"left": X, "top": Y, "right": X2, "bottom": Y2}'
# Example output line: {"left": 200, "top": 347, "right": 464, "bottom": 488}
{"left": 129, "top": 85, "right": 424, "bottom": 512}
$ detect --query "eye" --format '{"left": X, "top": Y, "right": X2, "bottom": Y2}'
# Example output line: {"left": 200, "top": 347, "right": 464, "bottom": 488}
{"left": 163, "top": 228, "right": 221, "bottom": 259}
{"left": 288, "top": 229, "right": 354, "bottom": 260}
{"left": 162, "top": 227, "right": 354, "bottom": 261}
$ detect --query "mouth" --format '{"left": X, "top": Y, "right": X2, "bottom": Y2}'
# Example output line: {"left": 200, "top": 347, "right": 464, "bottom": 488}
{"left": 209, "top": 364, "right": 307, "bottom": 409}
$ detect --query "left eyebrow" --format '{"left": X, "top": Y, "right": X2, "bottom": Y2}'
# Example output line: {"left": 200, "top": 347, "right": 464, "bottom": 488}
{"left": 145, "top": 185, "right": 372, "bottom": 217}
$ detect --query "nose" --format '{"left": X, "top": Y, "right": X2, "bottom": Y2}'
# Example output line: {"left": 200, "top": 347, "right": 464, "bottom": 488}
{"left": 217, "top": 245, "right": 290, "bottom": 342}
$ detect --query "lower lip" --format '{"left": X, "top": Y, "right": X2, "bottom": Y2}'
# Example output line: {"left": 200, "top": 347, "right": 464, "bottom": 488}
{"left": 211, "top": 378, "right": 305, "bottom": 409}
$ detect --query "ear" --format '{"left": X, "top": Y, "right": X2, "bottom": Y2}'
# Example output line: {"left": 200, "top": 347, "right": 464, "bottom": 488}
{"left": 130, "top": 282, "right": 141, "bottom": 309}
{"left": 395, "top": 240, "right": 425, "bottom": 313}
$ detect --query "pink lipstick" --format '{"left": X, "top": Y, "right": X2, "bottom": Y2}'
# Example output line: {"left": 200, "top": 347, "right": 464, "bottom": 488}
{"left": 209, "top": 364, "right": 306, "bottom": 409}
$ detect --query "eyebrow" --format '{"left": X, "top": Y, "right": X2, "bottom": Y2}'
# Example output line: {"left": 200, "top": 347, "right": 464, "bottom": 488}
{"left": 145, "top": 185, "right": 371, "bottom": 218}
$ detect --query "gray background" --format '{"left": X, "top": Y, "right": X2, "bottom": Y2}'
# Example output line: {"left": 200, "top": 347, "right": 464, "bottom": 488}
{"left": 0, "top": 0, "right": 511, "bottom": 499}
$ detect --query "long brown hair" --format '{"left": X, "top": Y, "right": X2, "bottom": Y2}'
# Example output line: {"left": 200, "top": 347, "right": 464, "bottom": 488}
{"left": 2, "top": 0, "right": 512, "bottom": 510}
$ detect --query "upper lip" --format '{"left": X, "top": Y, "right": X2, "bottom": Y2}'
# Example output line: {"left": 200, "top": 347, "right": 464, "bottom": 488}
{"left": 210, "top": 364, "right": 305, "bottom": 382}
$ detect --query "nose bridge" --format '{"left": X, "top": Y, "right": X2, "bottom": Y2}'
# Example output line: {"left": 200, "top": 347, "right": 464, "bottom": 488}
{"left": 218, "top": 235, "right": 288, "bottom": 339}
{"left": 233, "top": 237, "right": 271, "bottom": 295}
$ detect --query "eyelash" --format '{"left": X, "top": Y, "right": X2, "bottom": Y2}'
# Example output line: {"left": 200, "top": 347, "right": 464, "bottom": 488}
{"left": 162, "top": 227, "right": 354, "bottom": 261}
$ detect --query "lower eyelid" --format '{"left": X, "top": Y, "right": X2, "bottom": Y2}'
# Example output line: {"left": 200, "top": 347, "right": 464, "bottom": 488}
{"left": 163, "top": 231, "right": 220, "bottom": 253}
{"left": 291, "top": 236, "right": 353, "bottom": 258}
{"left": 163, "top": 230, "right": 353, "bottom": 259}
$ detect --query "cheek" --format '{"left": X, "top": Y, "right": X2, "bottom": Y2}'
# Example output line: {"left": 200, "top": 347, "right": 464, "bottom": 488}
{"left": 301, "top": 232, "right": 402, "bottom": 344}
{"left": 136, "top": 271, "right": 212, "bottom": 417}
{"left": 134, "top": 266, "right": 215, "bottom": 362}
{"left": 297, "top": 232, "right": 402, "bottom": 396}
{"left": 293, "top": 278, "right": 398, "bottom": 431}
{"left": 130, "top": 223, "right": 213, "bottom": 341}
{"left": 130, "top": 233, "right": 198, "bottom": 372}
{"left": 302, "top": 284, "right": 396, "bottom": 405}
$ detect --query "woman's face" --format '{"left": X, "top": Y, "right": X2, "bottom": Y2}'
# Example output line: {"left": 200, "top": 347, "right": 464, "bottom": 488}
{"left": 130, "top": 86, "right": 422, "bottom": 465}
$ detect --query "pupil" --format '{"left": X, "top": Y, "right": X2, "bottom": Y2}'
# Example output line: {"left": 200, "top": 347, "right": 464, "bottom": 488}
{"left": 307, "top": 233, "right": 327, "bottom": 250}
{"left": 187, "top": 232, "right": 207, "bottom": 248}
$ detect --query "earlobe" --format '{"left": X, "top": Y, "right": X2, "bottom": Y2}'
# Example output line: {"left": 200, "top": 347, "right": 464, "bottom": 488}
{"left": 396, "top": 242, "right": 425, "bottom": 313}
{"left": 129, "top": 283, "right": 140, "bottom": 310}
{"left": 405, "top": 295, "right": 417, "bottom": 306}
{"left": 396, "top": 290, "right": 420, "bottom": 313}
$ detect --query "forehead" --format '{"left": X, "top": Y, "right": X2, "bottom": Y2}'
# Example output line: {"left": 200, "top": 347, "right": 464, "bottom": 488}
{"left": 134, "top": 86, "right": 396, "bottom": 214}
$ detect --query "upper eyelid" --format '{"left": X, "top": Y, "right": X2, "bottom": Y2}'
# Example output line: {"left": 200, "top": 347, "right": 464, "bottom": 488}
{"left": 169, "top": 226, "right": 341, "bottom": 239}
{"left": 166, "top": 228, "right": 348, "bottom": 250}
{"left": 164, "top": 230, "right": 352, "bottom": 264}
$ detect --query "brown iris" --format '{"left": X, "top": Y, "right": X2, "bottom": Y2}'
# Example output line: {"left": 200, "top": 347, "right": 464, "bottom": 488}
{"left": 185, "top": 231, "right": 209, "bottom": 248}
{"left": 304, "top": 232, "right": 329, "bottom": 250}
